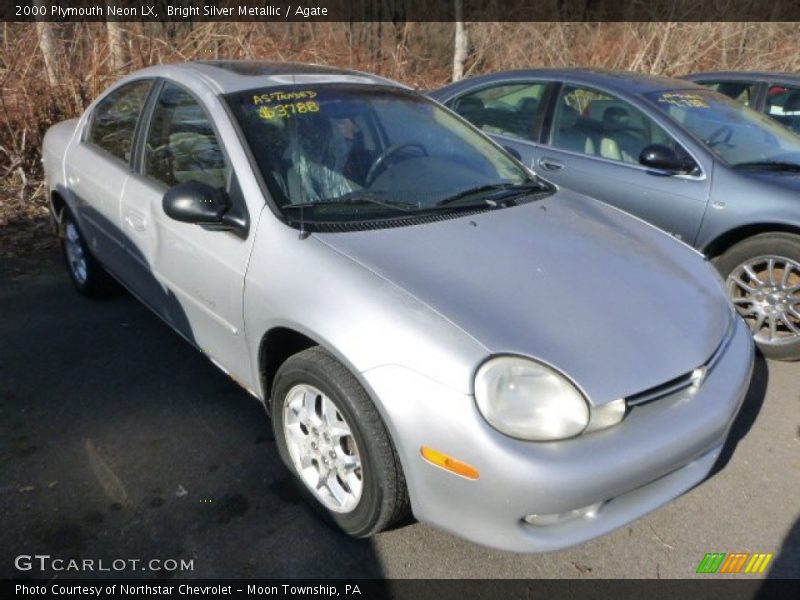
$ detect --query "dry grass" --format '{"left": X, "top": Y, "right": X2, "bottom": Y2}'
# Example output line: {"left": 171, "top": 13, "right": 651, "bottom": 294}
{"left": 1, "top": 21, "right": 798, "bottom": 257}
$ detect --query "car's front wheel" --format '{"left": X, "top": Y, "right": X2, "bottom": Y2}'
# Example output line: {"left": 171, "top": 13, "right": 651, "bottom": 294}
{"left": 714, "top": 232, "right": 800, "bottom": 360}
{"left": 270, "top": 346, "right": 409, "bottom": 537}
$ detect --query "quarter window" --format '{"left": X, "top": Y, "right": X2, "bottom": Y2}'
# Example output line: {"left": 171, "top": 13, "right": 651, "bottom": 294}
{"left": 144, "top": 83, "right": 230, "bottom": 190}
{"left": 87, "top": 79, "right": 152, "bottom": 162}
{"left": 550, "top": 85, "right": 685, "bottom": 165}
{"left": 447, "top": 83, "right": 547, "bottom": 141}
{"left": 765, "top": 84, "right": 800, "bottom": 134}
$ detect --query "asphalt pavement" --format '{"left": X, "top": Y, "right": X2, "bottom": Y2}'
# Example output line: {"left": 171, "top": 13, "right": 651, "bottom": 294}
{"left": 1, "top": 251, "right": 798, "bottom": 579}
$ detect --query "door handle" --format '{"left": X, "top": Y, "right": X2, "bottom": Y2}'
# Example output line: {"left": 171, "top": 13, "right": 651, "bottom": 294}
{"left": 537, "top": 157, "right": 565, "bottom": 171}
{"left": 124, "top": 212, "right": 146, "bottom": 232}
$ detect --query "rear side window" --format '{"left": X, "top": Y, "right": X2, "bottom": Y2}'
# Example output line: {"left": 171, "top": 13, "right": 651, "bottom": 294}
{"left": 87, "top": 79, "right": 153, "bottom": 162}
{"left": 695, "top": 80, "right": 757, "bottom": 107}
{"left": 143, "top": 82, "right": 230, "bottom": 190}
{"left": 446, "top": 82, "right": 547, "bottom": 141}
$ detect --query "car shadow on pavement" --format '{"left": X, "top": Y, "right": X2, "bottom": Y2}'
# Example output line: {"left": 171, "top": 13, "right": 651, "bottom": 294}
{"left": 0, "top": 252, "right": 393, "bottom": 580}
{"left": 764, "top": 515, "right": 800, "bottom": 580}
{"left": 708, "top": 350, "right": 769, "bottom": 478}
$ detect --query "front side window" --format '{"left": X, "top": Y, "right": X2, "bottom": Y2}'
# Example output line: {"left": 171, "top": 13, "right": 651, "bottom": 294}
{"left": 87, "top": 79, "right": 152, "bottom": 162}
{"left": 446, "top": 82, "right": 547, "bottom": 141}
{"left": 226, "top": 84, "right": 545, "bottom": 227}
{"left": 646, "top": 88, "right": 800, "bottom": 169}
{"left": 550, "top": 85, "right": 684, "bottom": 164}
{"left": 143, "top": 82, "right": 230, "bottom": 190}
{"left": 765, "top": 84, "right": 800, "bottom": 134}
{"left": 696, "top": 80, "right": 758, "bottom": 107}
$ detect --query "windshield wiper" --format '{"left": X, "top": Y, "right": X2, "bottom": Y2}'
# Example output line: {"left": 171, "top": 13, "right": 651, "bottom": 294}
{"left": 435, "top": 181, "right": 544, "bottom": 207}
{"left": 733, "top": 161, "right": 800, "bottom": 172}
{"left": 282, "top": 193, "right": 419, "bottom": 213}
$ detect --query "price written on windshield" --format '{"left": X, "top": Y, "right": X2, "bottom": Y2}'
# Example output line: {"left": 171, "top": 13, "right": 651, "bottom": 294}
{"left": 258, "top": 101, "right": 320, "bottom": 120}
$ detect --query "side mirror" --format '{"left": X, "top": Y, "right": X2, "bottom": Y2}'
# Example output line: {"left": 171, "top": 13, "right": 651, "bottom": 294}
{"left": 163, "top": 181, "right": 230, "bottom": 225}
{"left": 639, "top": 144, "right": 695, "bottom": 174}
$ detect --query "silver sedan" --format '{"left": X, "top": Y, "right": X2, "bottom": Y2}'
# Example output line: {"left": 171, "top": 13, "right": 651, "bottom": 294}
{"left": 42, "top": 61, "right": 754, "bottom": 552}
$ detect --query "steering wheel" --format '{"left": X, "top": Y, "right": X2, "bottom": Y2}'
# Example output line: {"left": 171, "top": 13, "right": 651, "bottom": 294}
{"left": 365, "top": 143, "right": 428, "bottom": 185}
{"left": 704, "top": 125, "right": 734, "bottom": 148}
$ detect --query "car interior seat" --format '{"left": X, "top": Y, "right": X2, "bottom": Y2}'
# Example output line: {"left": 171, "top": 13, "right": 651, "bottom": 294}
{"left": 601, "top": 106, "right": 644, "bottom": 163}
{"left": 554, "top": 105, "right": 595, "bottom": 155}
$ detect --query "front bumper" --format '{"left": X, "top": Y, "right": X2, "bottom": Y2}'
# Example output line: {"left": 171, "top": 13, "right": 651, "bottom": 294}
{"left": 362, "top": 317, "right": 754, "bottom": 552}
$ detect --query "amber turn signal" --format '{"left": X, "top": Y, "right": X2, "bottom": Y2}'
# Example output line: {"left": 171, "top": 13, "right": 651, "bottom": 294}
{"left": 420, "top": 446, "right": 480, "bottom": 480}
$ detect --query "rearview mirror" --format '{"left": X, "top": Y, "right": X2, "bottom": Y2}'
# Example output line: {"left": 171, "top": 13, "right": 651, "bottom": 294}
{"left": 639, "top": 144, "right": 695, "bottom": 174}
{"left": 163, "top": 181, "right": 230, "bottom": 225}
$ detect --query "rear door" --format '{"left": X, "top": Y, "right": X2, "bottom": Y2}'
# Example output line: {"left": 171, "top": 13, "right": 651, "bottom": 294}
{"left": 535, "top": 83, "right": 712, "bottom": 244}
{"left": 65, "top": 79, "right": 153, "bottom": 277}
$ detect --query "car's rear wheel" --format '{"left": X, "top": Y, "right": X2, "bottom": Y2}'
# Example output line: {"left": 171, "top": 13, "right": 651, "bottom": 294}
{"left": 61, "top": 211, "right": 115, "bottom": 297}
{"left": 270, "top": 346, "right": 409, "bottom": 537}
{"left": 714, "top": 232, "right": 800, "bottom": 360}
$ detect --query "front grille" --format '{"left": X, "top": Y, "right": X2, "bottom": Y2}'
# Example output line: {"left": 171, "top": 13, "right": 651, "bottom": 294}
{"left": 626, "top": 371, "right": 695, "bottom": 407}
{"left": 625, "top": 318, "right": 735, "bottom": 408}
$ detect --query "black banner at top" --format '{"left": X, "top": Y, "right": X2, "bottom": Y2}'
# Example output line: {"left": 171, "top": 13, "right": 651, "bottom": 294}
{"left": 4, "top": 0, "right": 800, "bottom": 22}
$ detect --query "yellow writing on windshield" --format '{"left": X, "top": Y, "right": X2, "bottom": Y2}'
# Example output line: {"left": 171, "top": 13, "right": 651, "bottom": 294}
{"left": 258, "top": 101, "right": 320, "bottom": 120}
{"left": 658, "top": 93, "right": 710, "bottom": 108}
{"left": 253, "top": 90, "right": 317, "bottom": 105}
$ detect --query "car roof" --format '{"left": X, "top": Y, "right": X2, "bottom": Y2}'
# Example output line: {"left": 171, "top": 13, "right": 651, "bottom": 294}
{"left": 431, "top": 68, "right": 704, "bottom": 100}
{"left": 683, "top": 70, "right": 800, "bottom": 83}
{"left": 128, "top": 60, "right": 407, "bottom": 94}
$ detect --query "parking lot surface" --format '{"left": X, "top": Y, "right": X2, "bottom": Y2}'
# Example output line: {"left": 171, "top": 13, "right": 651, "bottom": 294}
{"left": 1, "top": 252, "right": 798, "bottom": 579}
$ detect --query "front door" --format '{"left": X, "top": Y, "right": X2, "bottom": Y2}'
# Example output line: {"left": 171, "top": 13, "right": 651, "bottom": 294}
{"left": 537, "top": 83, "right": 711, "bottom": 244}
{"left": 120, "top": 81, "right": 257, "bottom": 388}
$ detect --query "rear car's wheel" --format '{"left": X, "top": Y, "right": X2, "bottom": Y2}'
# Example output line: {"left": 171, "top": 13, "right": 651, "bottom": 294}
{"left": 270, "top": 346, "right": 409, "bottom": 537}
{"left": 61, "top": 211, "right": 115, "bottom": 297}
{"left": 714, "top": 232, "right": 800, "bottom": 360}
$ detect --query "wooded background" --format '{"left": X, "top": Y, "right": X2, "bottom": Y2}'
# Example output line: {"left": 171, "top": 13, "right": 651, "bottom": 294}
{"left": 1, "top": 21, "right": 799, "bottom": 257}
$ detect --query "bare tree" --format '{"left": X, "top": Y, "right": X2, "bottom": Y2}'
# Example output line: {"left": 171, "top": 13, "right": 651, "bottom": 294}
{"left": 452, "top": 0, "right": 468, "bottom": 81}
{"left": 34, "top": 1, "right": 58, "bottom": 87}
{"left": 106, "top": 22, "right": 129, "bottom": 72}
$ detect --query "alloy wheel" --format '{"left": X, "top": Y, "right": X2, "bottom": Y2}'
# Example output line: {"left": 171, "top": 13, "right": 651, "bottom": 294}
{"left": 727, "top": 254, "right": 800, "bottom": 346}
{"left": 282, "top": 384, "right": 363, "bottom": 513}
{"left": 64, "top": 220, "right": 88, "bottom": 285}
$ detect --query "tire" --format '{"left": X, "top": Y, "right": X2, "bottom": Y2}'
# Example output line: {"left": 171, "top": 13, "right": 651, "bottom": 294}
{"left": 270, "top": 346, "right": 409, "bottom": 537}
{"left": 713, "top": 232, "right": 800, "bottom": 361}
{"left": 60, "top": 210, "right": 116, "bottom": 298}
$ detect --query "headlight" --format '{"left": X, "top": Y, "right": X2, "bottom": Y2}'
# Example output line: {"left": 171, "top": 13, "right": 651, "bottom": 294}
{"left": 474, "top": 356, "right": 590, "bottom": 441}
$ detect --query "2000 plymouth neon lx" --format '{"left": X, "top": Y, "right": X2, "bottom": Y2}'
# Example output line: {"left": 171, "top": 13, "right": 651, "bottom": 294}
{"left": 41, "top": 61, "right": 754, "bottom": 552}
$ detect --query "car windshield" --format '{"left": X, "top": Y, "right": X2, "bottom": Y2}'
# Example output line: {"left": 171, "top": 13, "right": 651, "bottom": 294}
{"left": 226, "top": 84, "right": 545, "bottom": 225}
{"left": 645, "top": 88, "right": 800, "bottom": 168}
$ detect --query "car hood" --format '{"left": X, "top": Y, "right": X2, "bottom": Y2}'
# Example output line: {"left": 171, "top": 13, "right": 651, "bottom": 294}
{"left": 313, "top": 192, "right": 732, "bottom": 405}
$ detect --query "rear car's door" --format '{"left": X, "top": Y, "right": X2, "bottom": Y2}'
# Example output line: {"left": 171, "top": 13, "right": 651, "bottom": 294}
{"left": 65, "top": 79, "right": 153, "bottom": 277}
{"left": 120, "top": 80, "right": 257, "bottom": 387}
{"left": 535, "top": 83, "right": 712, "bottom": 244}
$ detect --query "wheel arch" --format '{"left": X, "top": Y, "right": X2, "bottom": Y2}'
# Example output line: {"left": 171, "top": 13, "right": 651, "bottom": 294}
{"left": 258, "top": 326, "right": 319, "bottom": 408}
{"left": 702, "top": 222, "right": 800, "bottom": 259}
{"left": 50, "top": 189, "right": 68, "bottom": 233}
